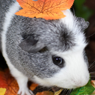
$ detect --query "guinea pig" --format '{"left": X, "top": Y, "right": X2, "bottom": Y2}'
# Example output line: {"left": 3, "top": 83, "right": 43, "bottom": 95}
{"left": 0, "top": 0, "right": 90, "bottom": 95}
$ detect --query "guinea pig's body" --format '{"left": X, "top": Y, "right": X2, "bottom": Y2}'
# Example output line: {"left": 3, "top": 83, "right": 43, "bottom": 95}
{"left": 0, "top": 0, "right": 89, "bottom": 95}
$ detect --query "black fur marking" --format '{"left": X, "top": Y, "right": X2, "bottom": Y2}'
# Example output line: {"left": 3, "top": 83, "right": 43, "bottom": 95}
{"left": 60, "top": 30, "right": 75, "bottom": 51}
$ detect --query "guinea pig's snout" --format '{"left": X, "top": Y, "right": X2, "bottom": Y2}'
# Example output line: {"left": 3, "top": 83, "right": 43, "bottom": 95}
{"left": 72, "top": 75, "right": 89, "bottom": 88}
{"left": 73, "top": 80, "right": 87, "bottom": 88}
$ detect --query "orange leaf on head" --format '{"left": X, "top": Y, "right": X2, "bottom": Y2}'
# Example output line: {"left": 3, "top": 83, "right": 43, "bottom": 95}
{"left": 16, "top": 0, "right": 74, "bottom": 20}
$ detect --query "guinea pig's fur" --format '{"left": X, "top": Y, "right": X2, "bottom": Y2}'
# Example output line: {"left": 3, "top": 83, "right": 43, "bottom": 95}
{"left": 0, "top": 0, "right": 89, "bottom": 95}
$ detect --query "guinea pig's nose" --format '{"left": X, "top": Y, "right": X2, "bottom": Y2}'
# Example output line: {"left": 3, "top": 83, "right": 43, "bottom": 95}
{"left": 75, "top": 81, "right": 85, "bottom": 87}
{"left": 73, "top": 79, "right": 88, "bottom": 87}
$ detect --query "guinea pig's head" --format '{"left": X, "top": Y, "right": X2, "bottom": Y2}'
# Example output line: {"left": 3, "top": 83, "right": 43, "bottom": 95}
{"left": 19, "top": 9, "right": 89, "bottom": 89}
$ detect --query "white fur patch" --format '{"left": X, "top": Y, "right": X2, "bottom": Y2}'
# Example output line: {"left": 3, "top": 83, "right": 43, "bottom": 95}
{"left": 62, "top": 9, "right": 75, "bottom": 31}
{"left": 1, "top": 1, "right": 20, "bottom": 70}
{"left": 1, "top": 2, "right": 32, "bottom": 95}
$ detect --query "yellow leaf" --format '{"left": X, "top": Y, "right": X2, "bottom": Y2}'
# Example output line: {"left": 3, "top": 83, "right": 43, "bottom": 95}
{"left": 0, "top": 88, "right": 6, "bottom": 95}
{"left": 54, "top": 89, "right": 63, "bottom": 95}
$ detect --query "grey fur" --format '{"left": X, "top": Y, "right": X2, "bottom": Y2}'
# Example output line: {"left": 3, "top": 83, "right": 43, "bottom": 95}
{"left": 6, "top": 16, "right": 75, "bottom": 78}
{"left": 0, "top": 0, "right": 15, "bottom": 50}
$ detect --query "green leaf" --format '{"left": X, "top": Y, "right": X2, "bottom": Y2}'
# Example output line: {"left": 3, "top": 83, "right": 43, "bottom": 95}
{"left": 70, "top": 80, "right": 95, "bottom": 95}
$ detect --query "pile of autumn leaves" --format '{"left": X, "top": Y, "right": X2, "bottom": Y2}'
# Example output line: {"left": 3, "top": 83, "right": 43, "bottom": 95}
{"left": 0, "top": 69, "right": 95, "bottom": 95}
{"left": 0, "top": 69, "right": 62, "bottom": 95}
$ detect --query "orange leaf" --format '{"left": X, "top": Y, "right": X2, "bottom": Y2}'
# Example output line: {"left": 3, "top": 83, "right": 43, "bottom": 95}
{"left": 0, "top": 71, "right": 8, "bottom": 88}
{"left": 30, "top": 83, "right": 38, "bottom": 91}
{"left": 0, "top": 69, "right": 19, "bottom": 95}
{"left": 16, "top": 0, "right": 74, "bottom": 20}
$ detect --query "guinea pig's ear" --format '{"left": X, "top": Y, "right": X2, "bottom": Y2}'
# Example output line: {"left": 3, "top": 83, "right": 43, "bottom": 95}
{"left": 61, "top": 9, "right": 89, "bottom": 30}
{"left": 77, "top": 17, "right": 89, "bottom": 31}
{"left": 19, "top": 34, "right": 45, "bottom": 53}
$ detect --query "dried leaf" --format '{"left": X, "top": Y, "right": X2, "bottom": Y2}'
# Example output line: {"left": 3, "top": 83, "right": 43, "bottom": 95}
{"left": 0, "top": 70, "right": 19, "bottom": 95}
{"left": 36, "top": 91, "right": 54, "bottom": 95}
{"left": 91, "top": 80, "right": 95, "bottom": 94}
{"left": 54, "top": 89, "right": 63, "bottom": 95}
{"left": 0, "top": 71, "right": 8, "bottom": 88}
{"left": 91, "top": 80, "right": 95, "bottom": 88}
{"left": 30, "top": 83, "right": 38, "bottom": 91}
{"left": 16, "top": 0, "right": 74, "bottom": 20}
{"left": 0, "top": 88, "right": 6, "bottom": 95}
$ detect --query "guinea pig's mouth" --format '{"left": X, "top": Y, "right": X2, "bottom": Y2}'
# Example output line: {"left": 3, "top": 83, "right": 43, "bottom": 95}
{"left": 51, "top": 86, "right": 62, "bottom": 92}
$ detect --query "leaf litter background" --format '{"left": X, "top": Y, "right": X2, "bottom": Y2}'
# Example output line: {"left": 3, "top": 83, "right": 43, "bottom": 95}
{"left": 1, "top": 0, "right": 95, "bottom": 95}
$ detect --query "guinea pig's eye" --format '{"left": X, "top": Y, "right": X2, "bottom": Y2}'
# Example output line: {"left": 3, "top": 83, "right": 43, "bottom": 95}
{"left": 52, "top": 56, "right": 65, "bottom": 68}
{"left": 39, "top": 47, "right": 48, "bottom": 53}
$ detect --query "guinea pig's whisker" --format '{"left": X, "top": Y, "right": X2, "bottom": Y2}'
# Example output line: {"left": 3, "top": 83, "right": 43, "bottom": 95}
{"left": 60, "top": 89, "right": 66, "bottom": 94}
{"left": 62, "top": 89, "right": 69, "bottom": 94}
{"left": 90, "top": 71, "right": 95, "bottom": 80}
{"left": 66, "top": 89, "right": 72, "bottom": 95}
{"left": 64, "top": 89, "right": 68, "bottom": 92}
{"left": 90, "top": 72, "right": 95, "bottom": 76}
{"left": 89, "top": 61, "right": 95, "bottom": 69}
{"left": 63, "top": 89, "right": 66, "bottom": 92}
{"left": 90, "top": 72, "right": 95, "bottom": 74}
{"left": 87, "top": 32, "right": 95, "bottom": 38}
{"left": 91, "top": 76, "right": 95, "bottom": 78}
